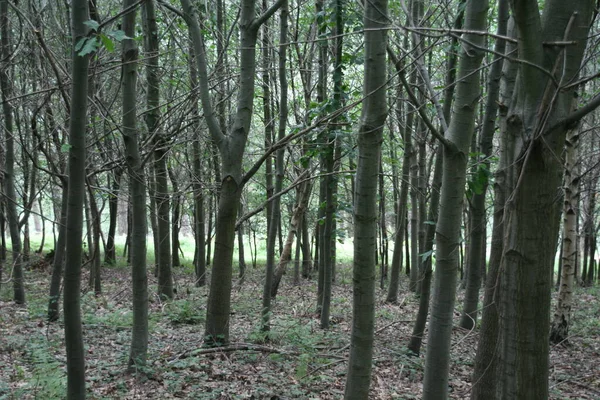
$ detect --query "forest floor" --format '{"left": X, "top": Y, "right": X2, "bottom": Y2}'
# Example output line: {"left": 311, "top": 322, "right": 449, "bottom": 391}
{"left": 1, "top": 256, "right": 599, "bottom": 399}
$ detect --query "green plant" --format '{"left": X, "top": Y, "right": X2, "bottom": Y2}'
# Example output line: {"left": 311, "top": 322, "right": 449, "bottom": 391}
{"left": 166, "top": 299, "right": 204, "bottom": 325}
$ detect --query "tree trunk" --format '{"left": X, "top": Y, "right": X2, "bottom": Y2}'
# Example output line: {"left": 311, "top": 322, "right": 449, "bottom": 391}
{"left": 182, "top": 0, "right": 284, "bottom": 345}
{"left": 0, "top": 0, "right": 25, "bottom": 304}
{"left": 385, "top": 83, "right": 410, "bottom": 304}
{"left": 460, "top": 0, "right": 508, "bottom": 330}
{"left": 471, "top": 17, "right": 517, "bottom": 400}
{"left": 271, "top": 181, "right": 311, "bottom": 298}
{"left": 496, "top": 2, "right": 595, "bottom": 398}
{"left": 189, "top": 44, "right": 206, "bottom": 287}
{"left": 422, "top": 2, "right": 488, "bottom": 398}
{"left": 63, "top": 0, "right": 90, "bottom": 395}
{"left": 48, "top": 179, "right": 68, "bottom": 321}
{"left": 550, "top": 126, "right": 579, "bottom": 343}
{"left": 104, "top": 168, "right": 122, "bottom": 265}
{"left": 125, "top": 0, "right": 149, "bottom": 368}
{"left": 169, "top": 167, "right": 182, "bottom": 268}
{"left": 343, "top": 0, "right": 388, "bottom": 396}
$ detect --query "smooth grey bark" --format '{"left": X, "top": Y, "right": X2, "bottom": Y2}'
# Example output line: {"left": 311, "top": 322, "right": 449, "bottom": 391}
{"left": 123, "top": 0, "right": 149, "bottom": 368}
{"left": 384, "top": 82, "right": 410, "bottom": 304}
{"left": 408, "top": 146, "right": 442, "bottom": 355}
{"left": 144, "top": 0, "right": 172, "bottom": 299}
{"left": 182, "top": 0, "right": 284, "bottom": 345}
{"left": 169, "top": 167, "right": 182, "bottom": 268}
{"left": 63, "top": 0, "right": 90, "bottom": 395}
{"left": 460, "top": 0, "right": 509, "bottom": 331}
{"left": 471, "top": 17, "right": 517, "bottom": 400}
{"left": 104, "top": 168, "right": 122, "bottom": 265}
{"left": 343, "top": 0, "right": 388, "bottom": 395}
{"left": 0, "top": 0, "right": 25, "bottom": 305}
{"left": 422, "top": 2, "right": 488, "bottom": 399}
{"left": 495, "top": 1, "right": 595, "bottom": 398}
{"left": 189, "top": 46, "right": 206, "bottom": 287}
{"left": 48, "top": 179, "right": 68, "bottom": 321}
{"left": 86, "top": 179, "right": 102, "bottom": 295}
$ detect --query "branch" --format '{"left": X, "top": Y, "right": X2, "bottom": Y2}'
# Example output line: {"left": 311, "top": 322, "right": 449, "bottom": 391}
{"left": 546, "top": 92, "right": 600, "bottom": 133}
{"left": 252, "top": 0, "right": 286, "bottom": 31}
{"left": 179, "top": 0, "right": 225, "bottom": 147}
{"left": 387, "top": 48, "right": 454, "bottom": 151}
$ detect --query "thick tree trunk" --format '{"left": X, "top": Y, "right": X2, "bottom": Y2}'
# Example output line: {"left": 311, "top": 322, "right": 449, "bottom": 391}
{"left": 422, "top": 2, "right": 488, "bottom": 398}
{"left": 496, "top": 2, "right": 595, "bottom": 398}
{"left": 343, "top": 0, "right": 388, "bottom": 396}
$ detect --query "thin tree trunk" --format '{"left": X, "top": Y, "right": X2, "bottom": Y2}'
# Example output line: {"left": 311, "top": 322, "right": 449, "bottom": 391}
{"left": 48, "top": 179, "right": 68, "bottom": 321}
{"left": 0, "top": 0, "right": 25, "bottom": 304}
{"left": 63, "top": 0, "right": 90, "bottom": 394}
{"left": 460, "top": 0, "right": 508, "bottom": 330}
{"left": 104, "top": 168, "right": 122, "bottom": 265}
{"left": 550, "top": 126, "right": 579, "bottom": 343}
{"left": 126, "top": 0, "right": 149, "bottom": 368}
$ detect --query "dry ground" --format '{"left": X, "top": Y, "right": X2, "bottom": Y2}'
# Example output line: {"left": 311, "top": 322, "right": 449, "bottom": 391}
{"left": 1, "top": 259, "right": 599, "bottom": 399}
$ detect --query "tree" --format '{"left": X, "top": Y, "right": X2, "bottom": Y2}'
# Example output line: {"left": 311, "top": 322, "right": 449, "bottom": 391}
{"left": 63, "top": 0, "right": 90, "bottom": 396}
{"left": 182, "top": 0, "right": 284, "bottom": 345}
{"left": 550, "top": 124, "right": 579, "bottom": 343}
{"left": 422, "top": 1, "right": 488, "bottom": 398}
{"left": 343, "top": 0, "right": 388, "bottom": 395}
{"left": 460, "top": 0, "right": 509, "bottom": 331}
{"left": 123, "top": 0, "right": 149, "bottom": 369}
{"left": 0, "top": 0, "right": 25, "bottom": 305}
{"left": 494, "top": 2, "right": 597, "bottom": 397}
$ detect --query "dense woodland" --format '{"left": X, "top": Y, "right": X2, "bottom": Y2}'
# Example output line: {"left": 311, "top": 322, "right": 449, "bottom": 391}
{"left": 0, "top": 0, "right": 599, "bottom": 398}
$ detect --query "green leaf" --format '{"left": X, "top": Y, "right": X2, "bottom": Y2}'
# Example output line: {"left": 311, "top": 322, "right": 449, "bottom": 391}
{"left": 83, "top": 20, "right": 100, "bottom": 32}
{"left": 60, "top": 144, "right": 72, "bottom": 153}
{"left": 419, "top": 250, "right": 433, "bottom": 262}
{"left": 74, "top": 38, "right": 86, "bottom": 52}
{"left": 109, "top": 30, "right": 132, "bottom": 42}
{"left": 78, "top": 37, "right": 99, "bottom": 56}
{"left": 99, "top": 34, "right": 114, "bottom": 52}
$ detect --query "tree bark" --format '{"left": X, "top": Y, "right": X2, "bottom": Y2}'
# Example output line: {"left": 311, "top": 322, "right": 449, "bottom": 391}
{"left": 0, "top": 0, "right": 25, "bottom": 305}
{"left": 63, "top": 0, "right": 90, "bottom": 395}
{"left": 422, "top": 2, "right": 488, "bottom": 398}
{"left": 496, "top": 2, "right": 595, "bottom": 397}
{"left": 125, "top": 0, "right": 149, "bottom": 368}
{"left": 343, "top": 0, "right": 388, "bottom": 395}
{"left": 460, "top": 0, "right": 509, "bottom": 330}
